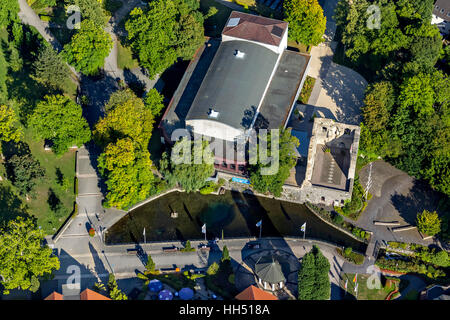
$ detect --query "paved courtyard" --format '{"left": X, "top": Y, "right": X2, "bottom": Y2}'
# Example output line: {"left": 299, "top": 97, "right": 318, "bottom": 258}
{"left": 355, "top": 161, "right": 443, "bottom": 246}
{"left": 306, "top": 0, "right": 367, "bottom": 125}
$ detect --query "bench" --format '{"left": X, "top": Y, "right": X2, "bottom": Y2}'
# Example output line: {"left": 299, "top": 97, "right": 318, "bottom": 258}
{"left": 162, "top": 246, "right": 179, "bottom": 253}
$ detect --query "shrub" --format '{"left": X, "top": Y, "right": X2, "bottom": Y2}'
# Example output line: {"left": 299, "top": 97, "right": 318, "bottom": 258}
{"left": 416, "top": 210, "right": 441, "bottom": 236}
{"left": 206, "top": 262, "right": 219, "bottom": 276}
{"left": 332, "top": 213, "right": 344, "bottom": 225}
{"left": 344, "top": 247, "right": 353, "bottom": 256}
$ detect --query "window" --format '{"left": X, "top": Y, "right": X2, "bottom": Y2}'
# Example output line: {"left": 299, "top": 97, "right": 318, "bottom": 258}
{"left": 321, "top": 196, "right": 325, "bottom": 202}
{"left": 322, "top": 127, "right": 327, "bottom": 132}
{"left": 441, "top": 8, "right": 445, "bottom": 13}
{"left": 344, "top": 128, "right": 351, "bottom": 135}
{"left": 238, "top": 165, "right": 245, "bottom": 171}
{"left": 230, "top": 164, "right": 236, "bottom": 170}
{"left": 222, "top": 162, "right": 227, "bottom": 168}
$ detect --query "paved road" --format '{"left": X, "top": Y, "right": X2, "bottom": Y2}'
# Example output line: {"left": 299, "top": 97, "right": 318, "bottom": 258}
{"left": 355, "top": 160, "right": 442, "bottom": 246}
{"left": 307, "top": 0, "right": 367, "bottom": 125}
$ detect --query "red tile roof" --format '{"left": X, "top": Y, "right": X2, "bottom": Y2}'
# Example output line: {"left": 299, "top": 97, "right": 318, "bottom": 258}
{"left": 235, "top": 285, "right": 278, "bottom": 300}
{"left": 222, "top": 11, "right": 288, "bottom": 47}
{"left": 80, "top": 289, "right": 111, "bottom": 300}
{"left": 45, "top": 292, "right": 64, "bottom": 300}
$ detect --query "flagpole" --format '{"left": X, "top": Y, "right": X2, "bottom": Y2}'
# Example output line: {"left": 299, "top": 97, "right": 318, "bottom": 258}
{"left": 259, "top": 224, "right": 262, "bottom": 239}
{"left": 143, "top": 228, "right": 146, "bottom": 244}
{"left": 303, "top": 225, "right": 306, "bottom": 240}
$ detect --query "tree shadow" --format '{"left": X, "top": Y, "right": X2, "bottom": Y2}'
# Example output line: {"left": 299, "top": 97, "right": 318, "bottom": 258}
{"left": 0, "top": 183, "right": 28, "bottom": 226}
{"left": 390, "top": 179, "right": 444, "bottom": 226}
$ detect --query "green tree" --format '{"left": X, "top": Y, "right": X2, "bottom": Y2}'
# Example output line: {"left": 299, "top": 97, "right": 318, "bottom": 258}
{"left": 248, "top": 128, "right": 299, "bottom": 197}
{"left": 144, "top": 88, "right": 165, "bottom": 117}
{"left": 125, "top": 0, "right": 205, "bottom": 79}
{"left": 416, "top": 210, "right": 441, "bottom": 236}
{"left": 221, "top": 245, "right": 230, "bottom": 262}
{"left": 62, "top": 19, "right": 113, "bottom": 75}
{"left": 145, "top": 254, "right": 155, "bottom": 272}
{"left": 0, "top": 217, "right": 60, "bottom": 294}
{"left": 0, "top": 104, "right": 23, "bottom": 142}
{"left": 32, "top": 45, "right": 72, "bottom": 92}
{"left": 29, "top": 95, "right": 91, "bottom": 155}
{"left": 8, "top": 44, "right": 22, "bottom": 72}
{"left": 0, "top": 0, "right": 19, "bottom": 28}
{"left": 297, "top": 245, "right": 330, "bottom": 300}
{"left": 160, "top": 137, "right": 215, "bottom": 193}
{"left": 98, "top": 139, "right": 155, "bottom": 209}
{"left": 73, "top": 0, "right": 109, "bottom": 27}
{"left": 284, "top": 0, "right": 326, "bottom": 46}
{"left": 7, "top": 153, "right": 45, "bottom": 196}
{"left": 107, "top": 274, "right": 128, "bottom": 300}
{"left": 362, "top": 81, "right": 395, "bottom": 132}
{"left": 0, "top": 46, "right": 7, "bottom": 103}
{"left": 94, "top": 89, "right": 154, "bottom": 148}
{"left": 95, "top": 90, "right": 157, "bottom": 209}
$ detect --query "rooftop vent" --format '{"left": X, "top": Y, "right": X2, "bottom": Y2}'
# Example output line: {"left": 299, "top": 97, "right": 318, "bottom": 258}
{"left": 227, "top": 17, "right": 240, "bottom": 27}
{"left": 234, "top": 50, "right": 245, "bottom": 58}
{"left": 208, "top": 108, "right": 219, "bottom": 119}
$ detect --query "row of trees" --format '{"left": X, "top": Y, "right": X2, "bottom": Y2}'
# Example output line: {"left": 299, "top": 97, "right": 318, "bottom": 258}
{"left": 95, "top": 89, "right": 166, "bottom": 209}
{"left": 336, "top": 0, "right": 450, "bottom": 196}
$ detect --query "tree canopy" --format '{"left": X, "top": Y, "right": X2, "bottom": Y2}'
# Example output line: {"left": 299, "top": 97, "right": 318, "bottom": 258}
{"left": 160, "top": 137, "right": 215, "bottom": 193}
{"left": 248, "top": 128, "right": 299, "bottom": 197}
{"left": 0, "top": 0, "right": 19, "bottom": 28}
{"left": 0, "top": 104, "right": 23, "bottom": 142}
{"left": 297, "top": 245, "right": 330, "bottom": 300}
{"left": 416, "top": 210, "right": 441, "bottom": 236}
{"left": 29, "top": 95, "right": 92, "bottom": 155}
{"left": 72, "top": 0, "right": 109, "bottom": 27}
{"left": 32, "top": 45, "right": 72, "bottom": 93}
{"left": 125, "top": 0, "right": 205, "bottom": 78}
{"left": 0, "top": 217, "right": 60, "bottom": 294}
{"left": 62, "top": 19, "right": 112, "bottom": 75}
{"left": 337, "top": 0, "right": 450, "bottom": 196}
{"left": 284, "top": 0, "right": 326, "bottom": 46}
{"left": 6, "top": 153, "right": 45, "bottom": 196}
{"left": 95, "top": 90, "right": 159, "bottom": 209}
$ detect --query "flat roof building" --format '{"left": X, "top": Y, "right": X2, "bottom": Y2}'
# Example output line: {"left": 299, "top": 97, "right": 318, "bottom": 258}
{"left": 160, "top": 11, "right": 310, "bottom": 173}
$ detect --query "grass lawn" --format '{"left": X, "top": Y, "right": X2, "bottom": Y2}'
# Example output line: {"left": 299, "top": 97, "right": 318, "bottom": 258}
{"left": 200, "top": 0, "right": 232, "bottom": 37}
{"left": 341, "top": 273, "right": 399, "bottom": 300}
{"left": 117, "top": 41, "right": 139, "bottom": 70}
{"left": 6, "top": 129, "right": 77, "bottom": 235}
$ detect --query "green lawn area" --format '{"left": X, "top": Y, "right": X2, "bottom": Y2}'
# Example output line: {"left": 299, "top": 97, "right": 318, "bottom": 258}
{"left": 23, "top": 129, "right": 76, "bottom": 235}
{"left": 341, "top": 273, "right": 400, "bottom": 300}
{"left": 117, "top": 41, "right": 139, "bottom": 70}
{"left": 0, "top": 129, "right": 77, "bottom": 235}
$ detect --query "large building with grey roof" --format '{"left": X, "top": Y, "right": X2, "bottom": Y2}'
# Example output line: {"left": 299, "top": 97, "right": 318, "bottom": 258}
{"left": 160, "top": 11, "right": 310, "bottom": 174}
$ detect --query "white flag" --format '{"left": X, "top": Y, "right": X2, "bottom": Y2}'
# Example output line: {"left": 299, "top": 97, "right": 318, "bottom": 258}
{"left": 256, "top": 220, "right": 262, "bottom": 227}
{"left": 201, "top": 224, "right": 206, "bottom": 234}
{"left": 143, "top": 228, "right": 146, "bottom": 237}
{"left": 300, "top": 222, "right": 306, "bottom": 232}
{"left": 354, "top": 283, "right": 358, "bottom": 293}
{"left": 344, "top": 279, "right": 348, "bottom": 290}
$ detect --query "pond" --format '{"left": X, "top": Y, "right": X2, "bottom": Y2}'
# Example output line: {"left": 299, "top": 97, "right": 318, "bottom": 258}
{"left": 105, "top": 191, "right": 366, "bottom": 252}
